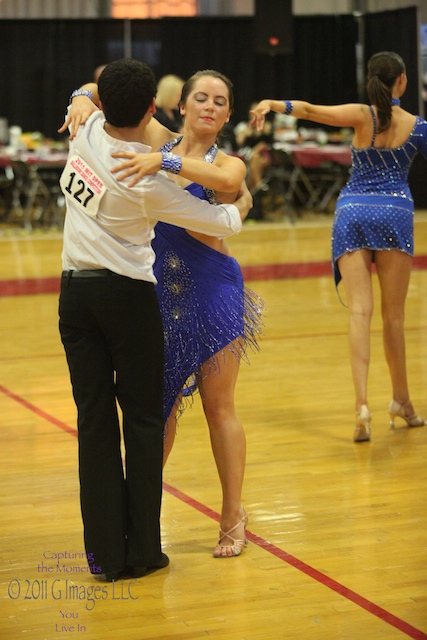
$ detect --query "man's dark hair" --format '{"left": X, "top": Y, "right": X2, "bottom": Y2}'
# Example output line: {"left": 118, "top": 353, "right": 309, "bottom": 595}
{"left": 98, "top": 58, "right": 157, "bottom": 128}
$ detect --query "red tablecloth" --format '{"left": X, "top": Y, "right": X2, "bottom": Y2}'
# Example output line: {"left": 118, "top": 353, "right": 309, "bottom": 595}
{"left": 291, "top": 145, "right": 352, "bottom": 168}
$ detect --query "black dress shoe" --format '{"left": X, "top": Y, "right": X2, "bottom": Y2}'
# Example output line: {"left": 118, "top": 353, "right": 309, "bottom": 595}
{"left": 93, "top": 569, "right": 125, "bottom": 582}
{"left": 129, "top": 553, "right": 170, "bottom": 578}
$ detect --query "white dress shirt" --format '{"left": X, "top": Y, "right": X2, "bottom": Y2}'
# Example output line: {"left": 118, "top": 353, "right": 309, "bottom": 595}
{"left": 61, "top": 111, "right": 242, "bottom": 282}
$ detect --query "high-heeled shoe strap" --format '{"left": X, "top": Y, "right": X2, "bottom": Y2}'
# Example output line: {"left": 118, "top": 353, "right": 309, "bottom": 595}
{"left": 388, "top": 400, "right": 425, "bottom": 427}
{"left": 213, "top": 511, "right": 249, "bottom": 558}
{"left": 213, "top": 538, "right": 247, "bottom": 557}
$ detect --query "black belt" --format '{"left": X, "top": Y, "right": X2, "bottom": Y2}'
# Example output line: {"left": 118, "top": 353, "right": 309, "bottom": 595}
{"left": 62, "top": 269, "right": 120, "bottom": 278}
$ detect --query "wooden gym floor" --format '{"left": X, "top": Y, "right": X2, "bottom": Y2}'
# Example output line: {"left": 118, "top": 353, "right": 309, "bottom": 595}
{"left": 0, "top": 211, "right": 426, "bottom": 640}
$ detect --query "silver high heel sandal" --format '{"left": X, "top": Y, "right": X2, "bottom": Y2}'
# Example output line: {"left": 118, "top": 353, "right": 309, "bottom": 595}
{"left": 388, "top": 400, "right": 425, "bottom": 429}
{"left": 354, "top": 404, "right": 371, "bottom": 442}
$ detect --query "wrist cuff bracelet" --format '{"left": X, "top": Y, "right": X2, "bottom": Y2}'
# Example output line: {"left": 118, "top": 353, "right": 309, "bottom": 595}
{"left": 283, "top": 100, "right": 293, "bottom": 115}
{"left": 69, "top": 89, "right": 93, "bottom": 103}
{"left": 161, "top": 151, "right": 182, "bottom": 174}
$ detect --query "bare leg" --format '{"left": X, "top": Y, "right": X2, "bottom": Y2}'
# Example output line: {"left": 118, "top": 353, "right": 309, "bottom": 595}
{"left": 162, "top": 393, "right": 182, "bottom": 467}
{"left": 248, "top": 151, "right": 268, "bottom": 191}
{"left": 197, "top": 341, "right": 246, "bottom": 557}
{"left": 375, "top": 251, "right": 418, "bottom": 416}
{"left": 338, "top": 249, "right": 374, "bottom": 411}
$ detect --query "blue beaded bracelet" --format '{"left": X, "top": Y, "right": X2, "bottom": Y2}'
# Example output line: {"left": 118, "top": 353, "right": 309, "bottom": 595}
{"left": 69, "top": 89, "right": 93, "bottom": 103}
{"left": 283, "top": 100, "right": 293, "bottom": 115}
{"left": 161, "top": 151, "right": 182, "bottom": 175}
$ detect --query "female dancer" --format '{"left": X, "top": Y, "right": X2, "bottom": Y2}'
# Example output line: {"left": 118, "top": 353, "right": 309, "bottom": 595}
{"left": 65, "top": 69, "right": 263, "bottom": 557}
{"left": 251, "top": 51, "right": 425, "bottom": 442}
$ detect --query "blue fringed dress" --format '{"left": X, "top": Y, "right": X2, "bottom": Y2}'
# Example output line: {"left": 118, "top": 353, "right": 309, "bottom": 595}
{"left": 153, "top": 138, "right": 264, "bottom": 421}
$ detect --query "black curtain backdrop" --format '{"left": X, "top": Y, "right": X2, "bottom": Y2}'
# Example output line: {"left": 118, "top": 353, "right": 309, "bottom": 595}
{"left": 0, "top": 9, "right": 424, "bottom": 205}
{"left": 1, "top": 11, "right": 420, "bottom": 137}
{"left": 363, "top": 7, "right": 419, "bottom": 114}
{"left": 0, "top": 14, "right": 359, "bottom": 140}
{"left": 131, "top": 17, "right": 256, "bottom": 127}
{"left": 291, "top": 14, "right": 359, "bottom": 129}
{"left": 293, "top": 15, "right": 358, "bottom": 104}
{"left": 2, "top": 19, "right": 126, "bottom": 137}
{"left": 362, "top": 6, "right": 426, "bottom": 206}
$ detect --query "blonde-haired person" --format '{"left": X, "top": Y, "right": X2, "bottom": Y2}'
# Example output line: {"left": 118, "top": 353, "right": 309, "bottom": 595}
{"left": 154, "top": 74, "right": 185, "bottom": 132}
{"left": 251, "top": 51, "right": 426, "bottom": 442}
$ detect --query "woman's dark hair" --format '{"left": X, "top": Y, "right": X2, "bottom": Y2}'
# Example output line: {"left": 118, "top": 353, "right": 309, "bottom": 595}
{"left": 366, "top": 51, "right": 405, "bottom": 133}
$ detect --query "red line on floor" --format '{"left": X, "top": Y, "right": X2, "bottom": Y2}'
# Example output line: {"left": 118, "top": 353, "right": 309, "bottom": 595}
{"left": 242, "top": 260, "right": 332, "bottom": 280}
{"left": 163, "top": 482, "right": 427, "bottom": 640}
{"left": 1, "top": 254, "right": 427, "bottom": 296}
{"left": 2, "top": 384, "right": 426, "bottom": 639}
{"left": 0, "top": 384, "right": 77, "bottom": 437}
{"left": 0, "top": 276, "right": 61, "bottom": 296}
{"left": 240, "top": 254, "right": 427, "bottom": 282}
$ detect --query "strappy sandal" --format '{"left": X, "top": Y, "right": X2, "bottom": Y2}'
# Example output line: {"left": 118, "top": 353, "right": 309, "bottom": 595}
{"left": 213, "top": 511, "right": 249, "bottom": 558}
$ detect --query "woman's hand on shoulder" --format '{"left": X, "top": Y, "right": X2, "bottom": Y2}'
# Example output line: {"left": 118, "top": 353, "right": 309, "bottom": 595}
{"left": 58, "top": 84, "right": 100, "bottom": 139}
{"left": 111, "top": 152, "right": 163, "bottom": 186}
{"left": 58, "top": 96, "right": 100, "bottom": 140}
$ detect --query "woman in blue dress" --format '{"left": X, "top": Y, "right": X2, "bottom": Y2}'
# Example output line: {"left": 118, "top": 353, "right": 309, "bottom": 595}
{"left": 105, "top": 70, "right": 264, "bottom": 557}
{"left": 251, "top": 51, "right": 426, "bottom": 442}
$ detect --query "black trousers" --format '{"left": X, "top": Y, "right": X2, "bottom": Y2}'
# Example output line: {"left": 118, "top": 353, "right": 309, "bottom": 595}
{"left": 59, "top": 271, "right": 165, "bottom": 574}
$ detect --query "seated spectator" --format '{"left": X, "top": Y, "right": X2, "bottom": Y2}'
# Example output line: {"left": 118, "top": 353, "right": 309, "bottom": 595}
{"left": 234, "top": 103, "right": 274, "bottom": 194}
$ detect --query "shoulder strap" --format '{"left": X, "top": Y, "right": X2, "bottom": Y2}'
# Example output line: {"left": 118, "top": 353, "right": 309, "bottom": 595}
{"left": 203, "top": 144, "right": 218, "bottom": 164}
{"left": 159, "top": 136, "right": 182, "bottom": 152}
{"left": 203, "top": 144, "right": 219, "bottom": 204}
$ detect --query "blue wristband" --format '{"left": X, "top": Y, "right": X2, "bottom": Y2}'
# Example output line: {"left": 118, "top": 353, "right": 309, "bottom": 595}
{"left": 283, "top": 100, "right": 293, "bottom": 115}
{"left": 161, "top": 151, "right": 182, "bottom": 175}
{"left": 69, "top": 89, "right": 93, "bottom": 104}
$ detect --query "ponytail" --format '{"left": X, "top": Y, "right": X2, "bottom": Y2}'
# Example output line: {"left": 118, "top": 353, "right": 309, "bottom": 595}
{"left": 366, "top": 75, "right": 392, "bottom": 133}
{"left": 366, "top": 51, "right": 405, "bottom": 133}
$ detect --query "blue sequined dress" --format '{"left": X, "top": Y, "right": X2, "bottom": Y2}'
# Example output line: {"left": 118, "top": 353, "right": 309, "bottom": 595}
{"left": 153, "top": 138, "right": 264, "bottom": 422}
{"left": 332, "top": 108, "right": 427, "bottom": 286}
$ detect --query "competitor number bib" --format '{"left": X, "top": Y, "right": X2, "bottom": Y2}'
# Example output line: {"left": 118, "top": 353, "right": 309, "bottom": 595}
{"left": 60, "top": 154, "right": 106, "bottom": 219}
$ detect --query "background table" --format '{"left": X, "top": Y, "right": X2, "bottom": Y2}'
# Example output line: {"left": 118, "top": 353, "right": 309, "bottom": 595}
{"left": 0, "top": 151, "right": 67, "bottom": 229}
{"left": 273, "top": 142, "right": 352, "bottom": 212}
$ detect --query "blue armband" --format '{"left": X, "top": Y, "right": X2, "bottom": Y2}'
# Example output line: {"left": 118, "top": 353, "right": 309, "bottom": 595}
{"left": 161, "top": 151, "right": 182, "bottom": 175}
{"left": 69, "top": 89, "right": 93, "bottom": 104}
{"left": 283, "top": 100, "right": 293, "bottom": 115}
